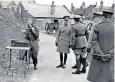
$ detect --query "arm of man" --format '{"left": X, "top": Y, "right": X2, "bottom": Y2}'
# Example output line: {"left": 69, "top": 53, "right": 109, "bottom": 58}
{"left": 85, "top": 28, "right": 89, "bottom": 41}
{"left": 87, "top": 24, "right": 95, "bottom": 48}
{"left": 69, "top": 25, "right": 76, "bottom": 49}
{"left": 55, "top": 28, "right": 61, "bottom": 42}
{"left": 55, "top": 28, "right": 61, "bottom": 46}
{"left": 108, "top": 48, "right": 114, "bottom": 57}
{"left": 70, "top": 26, "right": 76, "bottom": 46}
{"left": 31, "top": 27, "right": 39, "bottom": 37}
{"left": 91, "top": 25, "right": 104, "bottom": 56}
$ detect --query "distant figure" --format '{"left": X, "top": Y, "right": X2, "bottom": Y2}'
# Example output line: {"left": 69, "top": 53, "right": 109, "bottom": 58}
{"left": 55, "top": 16, "right": 71, "bottom": 68}
{"left": 24, "top": 24, "right": 39, "bottom": 70}
{"left": 87, "top": 9, "right": 114, "bottom": 82}
{"left": 70, "top": 16, "right": 89, "bottom": 74}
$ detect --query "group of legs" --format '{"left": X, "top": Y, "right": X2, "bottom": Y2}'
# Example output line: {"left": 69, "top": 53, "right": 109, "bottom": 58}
{"left": 56, "top": 53, "right": 67, "bottom": 68}
{"left": 72, "top": 47, "right": 88, "bottom": 74}
{"left": 23, "top": 45, "right": 38, "bottom": 70}
{"left": 56, "top": 47, "right": 88, "bottom": 74}
{"left": 72, "top": 54, "right": 88, "bottom": 74}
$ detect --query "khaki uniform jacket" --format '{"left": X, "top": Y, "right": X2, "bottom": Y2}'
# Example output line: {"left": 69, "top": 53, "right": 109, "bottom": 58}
{"left": 70, "top": 23, "right": 88, "bottom": 48}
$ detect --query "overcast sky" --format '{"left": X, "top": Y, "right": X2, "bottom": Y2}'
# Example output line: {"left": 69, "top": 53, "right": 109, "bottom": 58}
{"left": 2, "top": 0, "right": 114, "bottom": 9}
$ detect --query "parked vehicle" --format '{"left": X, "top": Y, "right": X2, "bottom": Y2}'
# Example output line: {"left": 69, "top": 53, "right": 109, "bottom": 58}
{"left": 45, "top": 21, "right": 59, "bottom": 34}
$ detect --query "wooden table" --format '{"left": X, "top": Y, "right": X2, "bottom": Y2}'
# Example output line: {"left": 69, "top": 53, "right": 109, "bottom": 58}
{"left": 6, "top": 46, "right": 31, "bottom": 70}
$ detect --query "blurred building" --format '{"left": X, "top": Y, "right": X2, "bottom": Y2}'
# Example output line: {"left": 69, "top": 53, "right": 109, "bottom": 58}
{"left": 71, "top": 0, "right": 114, "bottom": 20}
{"left": 15, "top": 1, "right": 74, "bottom": 29}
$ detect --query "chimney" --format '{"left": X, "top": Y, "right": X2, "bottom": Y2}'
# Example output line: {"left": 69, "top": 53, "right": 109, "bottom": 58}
{"left": 71, "top": 3, "right": 75, "bottom": 13}
{"left": 95, "top": 1, "right": 97, "bottom": 6}
{"left": 81, "top": 2, "right": 85, "bottom": 9}
{"left": 51, "top": 1, "right": 55, "bottom": 15}
{"left": 100, "top": 0, "right": 103, "bottom": 10}
{"left": 112, "top": 4, "right": 115, "bottom": 9}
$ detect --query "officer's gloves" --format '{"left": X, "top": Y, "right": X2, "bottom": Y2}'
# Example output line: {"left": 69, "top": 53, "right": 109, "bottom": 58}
{"left": 69, "top": 45, "right": 75, "bottom": 50}
{"left": 55, "top": 42, "right": 58, "bottom": 46}
{"left": 101, "top": 54, "right": 113, "bottom": 62}
{"left": 93, "top": 54, "right": 113, "bottom": 62}
{"left": 87, "top": 48, "right": 91, "bottom": 52}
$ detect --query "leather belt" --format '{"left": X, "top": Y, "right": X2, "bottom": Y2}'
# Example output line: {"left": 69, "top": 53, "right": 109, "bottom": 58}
{"left": 59, "top": 39, "right": 69, "bottom": 42}
{"left": 93, "top": 55, "right": 114, "bottom": 62}
{"left": 75, "top": 34, "right": 85, "bottom": 37}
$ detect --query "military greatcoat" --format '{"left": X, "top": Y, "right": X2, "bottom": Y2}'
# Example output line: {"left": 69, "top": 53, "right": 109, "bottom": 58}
{"left": 87, "top": 19, "right": 114, "bottom": 82}
{"left": 55, "top": 25, "right": 71, "bottom": 53}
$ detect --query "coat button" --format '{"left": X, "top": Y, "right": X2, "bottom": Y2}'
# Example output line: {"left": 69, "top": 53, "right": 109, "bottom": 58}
{"left": 102, "top": 69, "right": 104, "bottom": 71}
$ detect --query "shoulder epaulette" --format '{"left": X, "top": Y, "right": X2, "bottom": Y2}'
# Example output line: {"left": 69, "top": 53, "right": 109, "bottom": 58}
{"left": 96, "top": 22, "right": 103, "bottom": 25}
{"left": 71, "top": 24, "right": 75, "bottom": 25}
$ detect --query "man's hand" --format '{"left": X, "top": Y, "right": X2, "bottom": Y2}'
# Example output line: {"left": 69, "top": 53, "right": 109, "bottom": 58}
{"left": 31, "top": 27, "right": 35, "bottom": 32}
{"left": 101, "top": 54, "right": 112, "bottom": 62}
{"left": 55, "top": 42, "right": 58, "bottom": 46}
{"left": 106, "top": 54, "right": 112, "bottom": 59}
{"left": 69, "top": 45, "right": 75, "bottom": 50}
{"left": 87, "top": 48, "right": 91, "bottom": 52}
{"left": 31, "top": 27, "right": 34, "bottom": 30}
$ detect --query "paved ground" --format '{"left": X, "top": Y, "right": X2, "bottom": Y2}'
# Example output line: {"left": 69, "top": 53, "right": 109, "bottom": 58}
{"left": 28, "top": 32, "right": 90, "bottom": 82}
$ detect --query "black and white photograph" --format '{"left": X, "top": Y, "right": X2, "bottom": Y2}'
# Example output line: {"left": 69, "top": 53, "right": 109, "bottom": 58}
{"left": 0, "top": 0, "right": 114, "bottom": 82}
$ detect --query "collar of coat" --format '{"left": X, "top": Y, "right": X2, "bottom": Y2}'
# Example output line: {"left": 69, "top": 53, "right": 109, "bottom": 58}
{"left": 102, "top": 18, "right": 112, "bottom": 23}
{"left": 60, "top": 24, "right": 70, "bottom": 32}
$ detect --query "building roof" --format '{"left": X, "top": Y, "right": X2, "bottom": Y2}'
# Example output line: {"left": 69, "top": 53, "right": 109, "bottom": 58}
{"left": 8, "top": 1, "right": 17, "bottom": 6}
{"left": 0, "top": 1, "right": 19, "bottom": 8}
{"left": 22, "top": 3, "right": 74, "bottom": 18}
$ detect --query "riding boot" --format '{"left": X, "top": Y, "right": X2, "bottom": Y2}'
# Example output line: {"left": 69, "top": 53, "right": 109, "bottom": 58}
{"left": 34, "top": 64, "right": 37, "bottom": 70}
{"left": 72, "top": 58, "right": 81, "bottom": 74}
{"left": 81, "top": 58, "right": 87, "bottom": 73}
{"left": 62, "top": 53, "right": 67, "bottom": 68}
{"left": 72, "top": 55, "right": 82, "bottom": 69}
{"left": 56, "top": 54, "right": 63, "bottom": 68}
{"left": 72, "top": 68, "right": 81, "bottom": 74}
{"left": 71, "top": 64, "right": 77, "bottom": 69}
{"left": 80, "top": 55, "right": 83, "bottom": 63}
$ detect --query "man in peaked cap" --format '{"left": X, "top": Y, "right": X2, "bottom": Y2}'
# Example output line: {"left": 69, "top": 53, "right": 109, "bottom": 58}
{"left": 55, "top": 15, "right": 72, "bottom": 68}
{"left": 63, "top": 15, "right": 70, "bottom": 19}
{"left": 70, "top": 15, "right": 89, "bottom": 74}
{"left": 87, "top": 11, "right": 103, "bottom": 53}
{"left": 87, "top": 8, "right": 114, "bottom": 82}
{"left": 102, "top": 7, "right": 114, "bottom": 19}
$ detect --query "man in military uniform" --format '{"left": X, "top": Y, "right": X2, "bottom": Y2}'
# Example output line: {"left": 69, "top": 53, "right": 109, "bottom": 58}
{"left": 70, "top": 16, "right": 88, "bottom": 74}
{"left": 55, "top": 16, "right": 71, "bottom": 68}
{"left": 24, "top": 23, "right": 39, "bottom": 70}
{"left": 87, "top": 11, "right": 103, "bottom": 53}
{"left": 87, "top": 9, "right": 114, "bottom": 82}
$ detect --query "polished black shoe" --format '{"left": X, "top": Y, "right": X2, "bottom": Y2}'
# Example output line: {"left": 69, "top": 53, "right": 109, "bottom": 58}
{"left": 62, "top": 64, "right": 66, "bottom": 68}
{"left": 72, "top": 69, "right": 81, "bottom": 74}
{"left": 34, "top": 67, "right": 37, "bottom": 70}
{"left": 71, "top": 65, "right": 77, "bottom": 69}
{"left": 56, "top": 64, "right": 63, "bottom": 68}
{"left": 81, "top": 69, "right": 86, "bottom": 73}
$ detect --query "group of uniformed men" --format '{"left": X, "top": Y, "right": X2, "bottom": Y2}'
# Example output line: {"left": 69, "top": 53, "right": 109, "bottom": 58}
{"left": 55, "top": 8, "right": 114, "bottom": 82}
{"left": 23, "top": 7, "right": 114, "bottom": 82}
